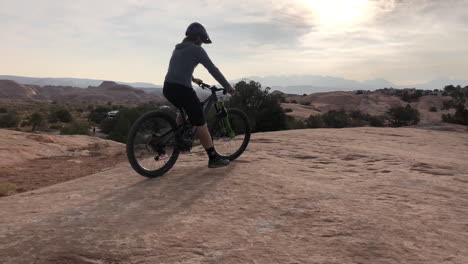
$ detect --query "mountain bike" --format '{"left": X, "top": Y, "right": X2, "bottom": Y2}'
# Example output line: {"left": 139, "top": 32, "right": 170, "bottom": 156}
{"left": 126, "top": 83, "right": 251, "bottom": 177}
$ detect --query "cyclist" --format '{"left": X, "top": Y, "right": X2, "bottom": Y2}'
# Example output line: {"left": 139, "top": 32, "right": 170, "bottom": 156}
{"left": 163, "top": 22, "right": 236, "bottom": 168}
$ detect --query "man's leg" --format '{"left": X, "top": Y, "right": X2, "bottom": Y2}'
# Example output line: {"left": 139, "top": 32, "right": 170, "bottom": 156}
{"left": 197, "top": 123, "right": 230, "bottom": 168}
{"left": 197, "top": 123, "right": 213, "bottom": 149}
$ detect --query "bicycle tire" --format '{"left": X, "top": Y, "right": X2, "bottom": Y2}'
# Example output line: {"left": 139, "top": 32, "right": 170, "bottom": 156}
{"left": 126, "top": 111, "right": 180, "bottom": 178}
{"left": 210, "top": 108, "right": 251, "bottom": 160}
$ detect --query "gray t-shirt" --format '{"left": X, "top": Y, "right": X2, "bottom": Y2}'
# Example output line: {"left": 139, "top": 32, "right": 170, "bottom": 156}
{"left": 164, "top": 42, "right": 232, "bottom": 89}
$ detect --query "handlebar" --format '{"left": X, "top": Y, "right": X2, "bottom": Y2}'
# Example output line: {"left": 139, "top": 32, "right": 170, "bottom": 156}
{"left": 198, "top": 82, "right": 228, "bottom": 95}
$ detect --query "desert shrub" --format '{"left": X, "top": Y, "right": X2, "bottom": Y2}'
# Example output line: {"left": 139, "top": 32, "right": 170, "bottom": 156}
{"left": 0, "top": 183, "right": 17, "bottom": 197}
{"left": 286, "top": 116, "right": 306, "bottom": 130}
{"left": 299, "top": 101, "right": 311, "bottom": 106}
{"left": 442, "top": 105, "right": 468, "bottom": 126}
{"left": 386, "top": 105, "right": 420, "bottom": 127}
{"left": 49, "top": 109, "right": 73, "bottom": 123}
{"left": 49, "top": 124, "right": 63, "bottom": 130}
{"left": 29, "top": 112, "right": 45, "bottom": 131}
{"left": 0, "top": 111, "right": 20, "bottom": 128}
{"left": 284, "top": 108, "right": 293, "bottom": 113}
{"left": 102, "top": 104, "right": 176, "bottom": 143}
{"left": 429, "top": 106, "right": 438, "bottom": 112}
{"left": 290, "top": 100, "right": 298, "bottom": 104}
{"left": 442, "top": 100, "right": 455, "bottom": 110}
{"left": 322, "top": 110, "right": 350, "bottom": 128}
{"left": 0, "top": 107, "right": 7, "bottom": 113}
{"left": 20, "top": 120, "right": 29, "bottom": 127}
{"left": 368, "top": 115, "right": 386, "bottom": 127}
{"left": 306, "top": 115, "right": 324, "bottom": 128}
{"left": 60, "top": 120, "right": 91, "bottom": 135}
{"left": 88, "top": 107, "right": 111, "bottom": 124}
{"left": 227, "top": 80, "right": 287, "bottom": 132}
{"left": 356, "top": 90, "right": 364, "bottom": 95}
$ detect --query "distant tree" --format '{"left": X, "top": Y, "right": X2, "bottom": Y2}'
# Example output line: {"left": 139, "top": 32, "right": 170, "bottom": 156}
{"left": 227, "top": 80, "right": 287, "bottom": 132}
{"left": 49, "top": 109, "right": 73, "bottom": 123}
{"left": 368, "top": 115, "right": 386, "bottom": 127}
{"left": 286, "top": 116, "right": 306, "bottom": 130}
{"left": 88, "top": 107, "right": 111, "bottom": 124}
{"left": 386, "top": 105, "right": 420, "bottom": 127}
{"left": 0, "top": 111, "right": 20, "bottom": 128}
{"left": 322, "top": 110, "right": 350, "bottom": 128}
{"left": 442, "top": 104, "right": 468, "bottom": 126}
{"left": 306, "top": 115, "right": 324, "bottom": 128}
{"left": 101, "top": 104, "right": 174, "bottom": 143}
{"left": 30, "top": 112, "right": 44, "bottom": 131}
{"left": 60, "top": 121, "right": 91, "bottom": 135}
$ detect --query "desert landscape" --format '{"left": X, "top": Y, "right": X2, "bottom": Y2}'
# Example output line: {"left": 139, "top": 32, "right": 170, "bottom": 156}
{"left": 1, "top": 127, "right": 467, "bottom": 263}
{"left": 2, "top": 0, "right": 468, "bottom": 262}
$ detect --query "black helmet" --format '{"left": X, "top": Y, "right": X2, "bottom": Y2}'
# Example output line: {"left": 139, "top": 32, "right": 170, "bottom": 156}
{"left": 185, "top": 22, "right": 212, "bottom": 44}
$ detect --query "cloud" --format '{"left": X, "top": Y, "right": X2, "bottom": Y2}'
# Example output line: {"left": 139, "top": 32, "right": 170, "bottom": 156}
{"left": 0, "top": 0, "right": 467, "bottom": 84}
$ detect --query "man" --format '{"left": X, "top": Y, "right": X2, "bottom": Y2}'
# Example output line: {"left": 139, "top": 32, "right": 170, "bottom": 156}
{"left": 163, "top": 22, "right": 235, "bottom": 168}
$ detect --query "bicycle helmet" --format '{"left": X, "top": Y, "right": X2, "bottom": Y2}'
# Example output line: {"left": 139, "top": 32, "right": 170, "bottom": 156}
{"left": 185, "top": 22, "right": 212, "bottom": 44}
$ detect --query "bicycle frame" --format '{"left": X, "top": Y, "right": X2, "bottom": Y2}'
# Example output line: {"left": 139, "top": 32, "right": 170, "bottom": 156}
{"left": 154, "top": 85, "right": 233, "bottom": 149}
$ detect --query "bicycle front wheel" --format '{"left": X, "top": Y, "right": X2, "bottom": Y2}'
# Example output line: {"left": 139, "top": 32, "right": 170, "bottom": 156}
{"left": 210, "top": 108, "right": 251, "bottom": 160}
{"left": 126, "top": 111, "right": 180, "bottom": 178}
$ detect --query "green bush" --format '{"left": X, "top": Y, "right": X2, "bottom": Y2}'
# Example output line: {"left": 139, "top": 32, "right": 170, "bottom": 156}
{"left": 0, "top": 183, "right": 17, "bottom": 197}
{"left": 306, "top": 115, "right": 324, "bottom": 128}
{"left": 442, "top": 105, "right": 468, "bottom": 126}
{"left": 60, "top": 120, "right": 91, "bottom": 135}
{"left": 49, "top": 109, "right": 73, "bottom": 123}
{"left": 286, "top": 116, "right": 306, "bottom": 130}
{"left": 322, "top": 110, "right": 350, "bottom": 128}
{"left": 102, "top": 104, "right": 176, "bottom": 143}
{"left": 0, "top": 107, "right": 7, "bottom": 113}
{"left": 227, "top": 80, "right": 287, "bottom": 132}
{"left": 386, "top": 105, "right": 420, "bottom": 127}
{"left": 368, "top": 115, "right": 386, "bottom": 127}
{"left": 49, "top": 124, "right": 63, "bottom": 130}
{"left": 0, "top": 111, "right": 20, "bottom": 128}
{"left": 88, "top": 107, "right": 111, "bottom": 124}
{"left": 29, "top": 112, "right": 45, "bottom": 131}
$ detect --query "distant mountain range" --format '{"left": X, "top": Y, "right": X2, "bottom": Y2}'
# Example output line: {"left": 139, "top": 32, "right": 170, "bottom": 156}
{"left": 0, "top": 75, "right": 162, "bottom": 89}
{"left": 236, "top": 75, "right": 468, "bottom": 94}
{"left": 1, "top": 74, "right": 467, "bottom": 95}
{"left": 0, "top": 80, "right": 163, "bottom": 102}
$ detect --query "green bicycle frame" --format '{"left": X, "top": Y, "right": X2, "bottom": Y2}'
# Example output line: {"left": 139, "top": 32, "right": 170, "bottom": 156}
{"left": 216, "top": 101, "right": 236, "bottom": 139}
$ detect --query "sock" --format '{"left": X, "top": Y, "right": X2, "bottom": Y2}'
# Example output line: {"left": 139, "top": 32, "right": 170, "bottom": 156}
{"left": 205, "top": 147, "right": 217, "bottom": 160}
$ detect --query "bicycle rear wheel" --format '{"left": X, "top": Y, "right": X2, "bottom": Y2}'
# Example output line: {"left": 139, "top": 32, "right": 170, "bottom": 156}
{"left": 210, "top": 108, "right": 251, "bottom": 160}
{"left": 126, "top": 111, "right": 180, "bottom": 178}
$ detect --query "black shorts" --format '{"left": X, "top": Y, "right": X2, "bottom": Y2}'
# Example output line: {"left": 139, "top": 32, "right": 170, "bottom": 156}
{"left": 163, "top": 82, "right": 205, "bottom": 126}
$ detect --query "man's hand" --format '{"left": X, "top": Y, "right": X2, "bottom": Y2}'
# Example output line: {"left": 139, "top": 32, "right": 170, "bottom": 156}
{"left": 192, "top": 78, "right": 203, "bottom": 86}
{"left": 227, "top": 86, "right": 236, "bottom": 94}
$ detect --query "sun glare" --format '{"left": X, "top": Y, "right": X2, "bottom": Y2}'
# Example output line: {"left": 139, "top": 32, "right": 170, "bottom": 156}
{"left": 302, "top": 0, "right": 371, "bottom": 27}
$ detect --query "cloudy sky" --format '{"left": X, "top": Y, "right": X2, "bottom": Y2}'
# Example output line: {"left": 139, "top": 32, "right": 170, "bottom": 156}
{"left": 1, "top": 0, "right": 467, "bottom": 85}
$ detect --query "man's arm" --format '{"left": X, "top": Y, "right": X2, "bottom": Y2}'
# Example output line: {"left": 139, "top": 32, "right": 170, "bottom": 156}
{"left": 195, "top": 47, "right": 233, "bottom": 90}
